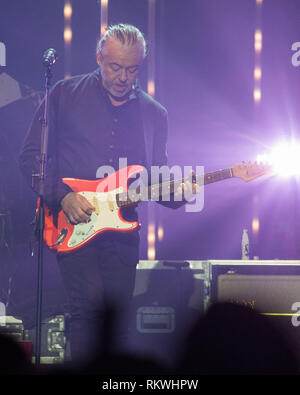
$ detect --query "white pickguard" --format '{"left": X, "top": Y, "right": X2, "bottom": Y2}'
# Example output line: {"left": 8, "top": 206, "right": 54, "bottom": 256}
{"left": 67, "top": 187, "right": 136, "bottom": 248}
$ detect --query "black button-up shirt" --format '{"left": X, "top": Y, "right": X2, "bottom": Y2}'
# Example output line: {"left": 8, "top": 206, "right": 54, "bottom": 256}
{"left": 19, "top": 68, "right": 152, "bottom": 209}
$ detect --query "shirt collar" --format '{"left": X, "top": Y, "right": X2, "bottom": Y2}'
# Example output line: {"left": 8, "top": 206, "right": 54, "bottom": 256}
{"left": 93, "top": 67, "right": 140, "bottom": 103}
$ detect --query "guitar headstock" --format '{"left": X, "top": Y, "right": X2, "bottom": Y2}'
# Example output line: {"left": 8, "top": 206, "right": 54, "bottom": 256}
{"left": 232, "top": 162, "right": 272, "bottom": 182}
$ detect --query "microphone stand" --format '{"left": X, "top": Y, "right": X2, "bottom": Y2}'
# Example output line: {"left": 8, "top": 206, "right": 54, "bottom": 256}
{"left": 34, "top": 61, "right": 54, "bottom": 367}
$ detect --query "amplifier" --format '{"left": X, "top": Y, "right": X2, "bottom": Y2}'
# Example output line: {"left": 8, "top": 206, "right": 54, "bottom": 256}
{"left": 217, "top": 274, "right": 300, "bottom": 313}
{"left": 210, "top": 260, "right": 300, "bottom": 314}
{"left": 210, "top": 260, "right": 300, "bottom": 361}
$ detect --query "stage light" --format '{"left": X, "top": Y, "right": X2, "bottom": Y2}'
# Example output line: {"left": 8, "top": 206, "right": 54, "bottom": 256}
{"left": 252, "top": 217, "right": 260, "bottom": 234}
{"left": 147, "top": 224, "right": 155, "bottom": 243}
{"left": 100, "top": 0, "right": 108, "bottom": 38}
{"left": 254, "top": 67, "right": 262, "bottom": 80}
{"left": 256, "top": 141, "right": 300, "bottom": 177}
{"left": 157, "top": 225, "right": 164, "bottom": 241}
{"left": 254, "top": 2, "right": 263, "bottom": 106}
{"left": 255, "top": 29, "right": 262, "bottom": 53}
{"left": 253, "top": 88, "right": 261, "bottom": 102}
{"left": 147, "top": 80, "right": 155, "bottom": 97}
{"left": 148, "top": 233, "right": 155, "bottom": 244}
{"left": 64, "top": 3, "right": 72, "bottom": 19}
{"left": 147, "top": 246, "right": 155, "bottom": 260}
{"left": 64, "top": 1, "right": 72, "bottom": 78}
{"left": 255, "top": 30, "right": 262, "bottom": 41}
{"left": 64, "top": 27, "right": 72, "bottom": 43}
{"left": 147, "top": 223, "right": 156, "bottom": 259}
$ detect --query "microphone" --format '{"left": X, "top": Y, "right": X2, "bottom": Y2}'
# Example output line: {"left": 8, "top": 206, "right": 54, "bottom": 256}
{"left": 43, "top": 48, "right": 57, "bottom": 67}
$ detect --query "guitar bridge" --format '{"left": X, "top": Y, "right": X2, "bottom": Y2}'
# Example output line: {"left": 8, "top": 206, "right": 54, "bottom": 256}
{"left": 54, "top": 228, "right": 68, "bottom": 246}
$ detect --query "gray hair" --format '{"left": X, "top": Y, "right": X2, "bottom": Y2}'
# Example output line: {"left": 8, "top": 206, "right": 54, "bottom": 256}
{"left": 97, "top": 24, "right": 147, "bottom": 59}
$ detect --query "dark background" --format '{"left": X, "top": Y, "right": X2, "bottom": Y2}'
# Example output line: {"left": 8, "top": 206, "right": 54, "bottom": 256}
{"left": 1, "top": 0, "right": 300, "bottom": 318}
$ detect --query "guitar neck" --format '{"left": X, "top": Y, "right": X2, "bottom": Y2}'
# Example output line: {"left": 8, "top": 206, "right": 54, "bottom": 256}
{"left": 117, "top": 167, "right": 234, "bottom": 208}
{"left": 203, "top": 167, "right": 233, "bottom": 185}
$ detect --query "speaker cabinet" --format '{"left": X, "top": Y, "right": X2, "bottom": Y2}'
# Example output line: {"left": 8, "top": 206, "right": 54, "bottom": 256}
{"left": 211, "top": 261, "right": 300, "bottom": 362}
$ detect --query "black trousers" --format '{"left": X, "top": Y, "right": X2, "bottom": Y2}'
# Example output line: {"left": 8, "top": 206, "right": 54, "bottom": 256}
{"left": 57, "top": 237, "right": 138, "bottom": 364}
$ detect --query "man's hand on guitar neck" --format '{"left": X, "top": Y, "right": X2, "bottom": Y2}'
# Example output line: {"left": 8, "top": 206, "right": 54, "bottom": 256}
{"left": 175, "top": 170, "right": 201, "bottom": 202}
{"left": 61, "top": 192, "right": 95, "bottom": 225}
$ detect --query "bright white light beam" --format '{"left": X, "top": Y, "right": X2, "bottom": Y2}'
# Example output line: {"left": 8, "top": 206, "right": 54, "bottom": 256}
{"left": 256, "top": 141, "right": 300, "bottom": 177}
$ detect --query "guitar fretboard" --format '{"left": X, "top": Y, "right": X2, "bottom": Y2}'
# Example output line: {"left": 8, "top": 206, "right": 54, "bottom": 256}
{"left": 116, "top": 167, "right": 233, "bottom": 208}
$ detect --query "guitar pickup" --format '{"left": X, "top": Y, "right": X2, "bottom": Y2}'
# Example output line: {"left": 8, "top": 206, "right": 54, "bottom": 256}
{"left": 107, "top": 194, "right": 115, "bottom": 212}
{"left": 93, "top": 197, "right": 99, "bottom": 215}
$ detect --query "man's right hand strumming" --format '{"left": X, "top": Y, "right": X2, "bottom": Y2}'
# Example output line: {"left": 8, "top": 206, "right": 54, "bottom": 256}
{"left": 61, "top": 192, "right": 95, "bottom": 225}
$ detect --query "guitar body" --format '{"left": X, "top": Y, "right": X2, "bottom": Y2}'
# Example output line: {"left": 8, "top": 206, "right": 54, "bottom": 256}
{"left": 43, "top": 165, "right": 144, "bottom": 253}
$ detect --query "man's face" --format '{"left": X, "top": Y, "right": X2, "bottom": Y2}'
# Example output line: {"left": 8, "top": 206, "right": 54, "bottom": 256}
{"left": 97, "top": 38, "right": 143, "bottom": 99}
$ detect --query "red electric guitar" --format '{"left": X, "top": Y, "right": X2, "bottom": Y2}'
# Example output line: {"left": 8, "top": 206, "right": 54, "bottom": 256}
{"left": 40, "top": 162, "right": 270, "bottom": 253}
